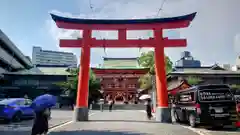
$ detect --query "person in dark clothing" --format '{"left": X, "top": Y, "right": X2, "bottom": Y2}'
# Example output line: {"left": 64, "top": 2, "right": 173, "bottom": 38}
{"left": 146, "top": 99, "right": 152, "bottom": 120}
{"left": 70, "top": 98, "right": 75, "bottom": 110}
{"left": 108, "top": 99, "right": 114, "bottom": 112}
{"left": 31, "top": 108, "right": 49, "bottom": 135}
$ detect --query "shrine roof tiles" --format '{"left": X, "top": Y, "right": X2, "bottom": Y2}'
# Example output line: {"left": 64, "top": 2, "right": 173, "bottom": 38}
{"left": 170, "top": 69, "right": 240, "bottom": 75}
{"left": 50, "top": 12, "right": 196, "bottom": 25}
{"left": 171, "top": 64, "right": 240, "bottom": 75}
{"left": 4, "top": 67, "right": 71, "bottom": 75}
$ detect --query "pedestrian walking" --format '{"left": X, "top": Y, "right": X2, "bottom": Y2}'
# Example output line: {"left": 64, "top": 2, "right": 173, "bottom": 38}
{"left": 31, "top": 108, "right": 50, "bottom": 135}
{"left": 70, "top": 98, "right": 75, "bottom": 110}
{"left": 108, "top": 99, "right": 114, "bottom": 112}
{"left": 145, "top": 99, "right": 152, "bottom": 120}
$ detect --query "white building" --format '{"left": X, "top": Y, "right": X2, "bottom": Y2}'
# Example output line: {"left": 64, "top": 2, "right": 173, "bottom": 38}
{"left": 231, "top": 56, "right": 240, "bottom": 71}
{"left": 32, "top": 46, "right": 77, "bottom": 67}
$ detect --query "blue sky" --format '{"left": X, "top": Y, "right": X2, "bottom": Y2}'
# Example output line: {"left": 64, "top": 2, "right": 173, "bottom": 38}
{"left": 0, "top": 0, "right": 80, "bottom": 57}
{"left": 1, "top": 0, "right": 240, "bottom": 67}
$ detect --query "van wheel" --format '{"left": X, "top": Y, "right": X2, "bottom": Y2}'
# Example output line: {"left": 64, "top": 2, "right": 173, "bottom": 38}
{"left": 174, "top": 111, "right": 180, "bottom": 123}
{"left": 189, "top": 114, "right": 197, "bottom": 127}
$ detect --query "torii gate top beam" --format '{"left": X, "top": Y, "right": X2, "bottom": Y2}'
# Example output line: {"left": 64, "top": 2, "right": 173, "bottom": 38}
{"left": 50, "top": 12, "right": 196, "bottom": 30}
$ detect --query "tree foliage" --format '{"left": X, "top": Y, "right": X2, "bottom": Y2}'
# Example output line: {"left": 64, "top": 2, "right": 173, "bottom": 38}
{"left": 186, "top": 76, "right": 202, "bottom": 85}
{"left": 56, "top": 68, "right": 101, "bottom": 101}
{"left": 231, "top": 84, "right": 240, "bottom": 89}
{"left": 138, "top": 50, "right": 173, "bottom": 75}
{"left": 138, "top": 74, "right": 152, "bottom": 90}
{"left": 138, "top": 50, "right": 173, "bottom": 90}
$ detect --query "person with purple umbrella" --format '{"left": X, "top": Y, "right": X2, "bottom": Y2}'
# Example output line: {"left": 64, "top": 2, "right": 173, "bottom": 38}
{"left": 31, "top": 108, "right": 50, "bottom": 135}
{"left": 31, "top": 94, "right": 56, "bottom": 135}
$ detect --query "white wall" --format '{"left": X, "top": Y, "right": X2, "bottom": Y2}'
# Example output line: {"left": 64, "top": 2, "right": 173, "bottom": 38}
{"left": 232, "top": 65, "right": 240, "bottom": 71}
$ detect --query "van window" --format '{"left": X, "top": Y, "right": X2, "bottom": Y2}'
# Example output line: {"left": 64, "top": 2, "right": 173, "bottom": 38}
{"left": 198, "top": 89, "right": 233, "bottom": 102}
{"left": 179, "top": 91, "right": 195, "bottom": 103}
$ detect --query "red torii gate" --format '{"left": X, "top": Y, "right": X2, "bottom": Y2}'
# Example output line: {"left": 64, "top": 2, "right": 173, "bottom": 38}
{"left": 50, "top": 12, "right": 196, "bottom": 123}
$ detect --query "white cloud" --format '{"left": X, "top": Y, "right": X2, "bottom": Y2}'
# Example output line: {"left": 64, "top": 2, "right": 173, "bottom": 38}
{"left": 46, "top": 0, "right": 240, "bottom": 66}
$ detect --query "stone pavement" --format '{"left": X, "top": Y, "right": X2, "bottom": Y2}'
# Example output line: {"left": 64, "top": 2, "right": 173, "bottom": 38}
{"left": 0, "top": 110, "right": 73, "bottom": 135}
{"left": 48, "top": 110, "right": 200, "bottom": 135}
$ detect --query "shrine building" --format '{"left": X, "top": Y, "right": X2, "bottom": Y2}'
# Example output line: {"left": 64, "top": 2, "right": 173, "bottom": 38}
{"left": 92, "top": 57, "right": 149, "bottom": 103}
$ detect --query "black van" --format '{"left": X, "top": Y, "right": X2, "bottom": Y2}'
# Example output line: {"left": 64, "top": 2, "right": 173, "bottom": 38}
{"left": 172, "top": 84, "right": 239, "bottom": 128}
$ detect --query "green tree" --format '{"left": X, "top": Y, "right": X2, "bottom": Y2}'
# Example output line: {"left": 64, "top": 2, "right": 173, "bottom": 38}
{"left": 138, "top": 50, "right": 173, "bottom": 75}
{"left": 138, "top": 74, "right": 152, "bottom": 90}
{"left": 56, "top": 68, "right": 101, "bottom": 102}
{"left": 230, "top": 84, "right": 240, "bottom": 89}
{"left": 138, "top": 50, "right": 173, "bottom": 90}
{"left": 186, "top": 76, "right": 202, "bottom": 85}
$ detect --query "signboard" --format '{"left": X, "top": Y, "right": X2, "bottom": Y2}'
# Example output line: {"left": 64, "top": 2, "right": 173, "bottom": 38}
{"left": 199, "top": 90, "right": 233, "bottom": 102}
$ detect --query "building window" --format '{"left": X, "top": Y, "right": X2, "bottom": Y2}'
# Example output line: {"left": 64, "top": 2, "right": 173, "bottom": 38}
{"left": 107, "top": 84, "right": 112, "bottom": 88}
{"left": 115, "top": 84, "right": 120, "bottom": 88}
{"left": 128, "top": 84, "right": 136, "bottom": 88}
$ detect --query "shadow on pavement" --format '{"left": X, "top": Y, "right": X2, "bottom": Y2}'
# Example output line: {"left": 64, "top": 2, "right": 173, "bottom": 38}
{"left": 205, "top": 127, "right": 240, "bottom": 132}
{"left": 0, "top": 119, "right": 32, "bottom": 125}
{"left": 0, "top": 131, "right": 31, "bottom": 135}
{"left": 91, "top": 119, "right": 172, "bottom": 124}
{"left": 49, "top": 130, "right": 145, "bottom": 135}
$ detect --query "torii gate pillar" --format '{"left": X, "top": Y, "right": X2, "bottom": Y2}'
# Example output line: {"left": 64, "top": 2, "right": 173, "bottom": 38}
{"left": 73, "top": 29, "right": 91, "bottom": 121}
{"left": 154, "top": 30, "right": 171, "bottom": 122}
{"left": 50, "top": 12, "right": 196, "bottom": 122}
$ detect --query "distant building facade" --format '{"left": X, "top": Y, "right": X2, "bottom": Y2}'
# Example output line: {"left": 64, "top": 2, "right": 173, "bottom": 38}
{"left": 170, "top": 64, "right": 240, "bottom": 85}
{"left": 92, "top": 57, "right": 149, "bottom": 103}
{"left": 232, "top": 56, "right": 240, "bottom": 71}
{"left": 232, "top": 65, "right": 240, "bottom": 71}
{"left": 0, "top": 29, "right": 32, "bottom": 98}
{"left": 175, "top": 51, "right": 201, "bottom": 68}
{"left": 222, "top": 64, "right": 231, "bottom": 70}
{"left": 1, "top": 65, "right": 72, "bottom": 99}
{"left": 32, "top": 46, "right": 77, "bottom": 67}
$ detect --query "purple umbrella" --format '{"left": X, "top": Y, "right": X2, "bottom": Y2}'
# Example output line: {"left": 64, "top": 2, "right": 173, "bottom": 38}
{"left": 32, "top": 94, "right": 57, "bottom": 111}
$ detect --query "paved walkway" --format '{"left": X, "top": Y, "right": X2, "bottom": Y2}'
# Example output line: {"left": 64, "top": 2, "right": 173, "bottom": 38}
{"left": 48, "top": 110, "right": 200, "bottom": 135}
{"left": 0, "top": 110, "right": 73, "bottom": 135}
